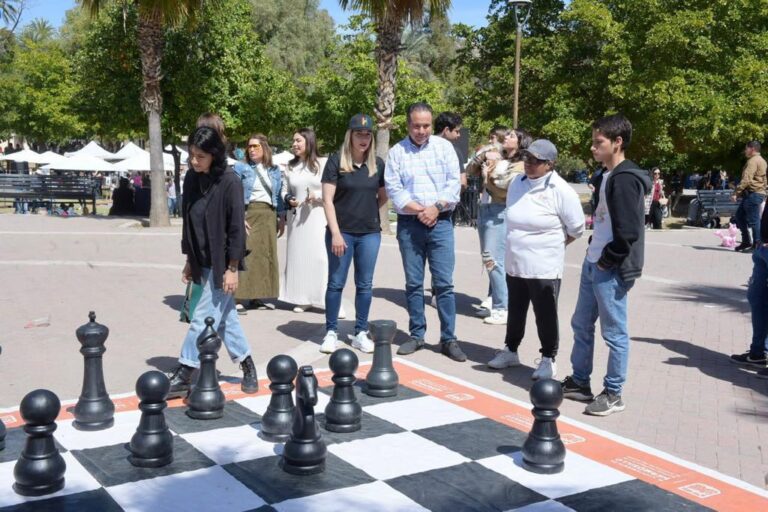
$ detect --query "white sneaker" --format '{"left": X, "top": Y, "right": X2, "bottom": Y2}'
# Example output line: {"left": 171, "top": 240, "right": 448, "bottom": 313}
{"left": 483, "top": 309, "right": 507, "bottom": 325}
{"left": 320, "top": 331, "right": 339, "bottom": 353}
{"left": 293, "top": 304, "right": 311, "bottom": 313}
{"left": 338, "top": 304, "right": 347, "bottom": 319}
{"left": 531, "top": 357, "right": 557, "bottom": 380}
{"left": 480, "top": 296, "right": 492, "bottom": 310}
{"left": 487, "top": 347, "right": 521, "bottom": 369}
{"left": 350, "top": 331, "right": 374, "bottom": 353}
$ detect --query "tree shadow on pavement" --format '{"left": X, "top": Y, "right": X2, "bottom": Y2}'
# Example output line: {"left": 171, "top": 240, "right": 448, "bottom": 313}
{"left": 658, "top": 283, "right": 749, "bottom": 314}
{"left": 146, "top": 356, "right": 180, "bottom": 372}
{"left": 633, "top": 337, "right": 768, "bottom": 409}
{"left": 373, "top": 287, "right": 485, "bottom": 318}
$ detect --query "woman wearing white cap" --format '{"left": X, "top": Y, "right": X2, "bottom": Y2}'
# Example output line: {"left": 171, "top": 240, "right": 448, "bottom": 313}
{"left": 488, "top": 139, "right": 585, "bottom": 380}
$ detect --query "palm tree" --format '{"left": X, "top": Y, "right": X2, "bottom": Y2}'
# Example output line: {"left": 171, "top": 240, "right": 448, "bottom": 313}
{"left": 21, "top": 18, "right": 55, "bottom": 44}
{"left": 80, "top": 0, "right": 201, "bottom": 227}
{"left": 0, "top": 0, "right": 22, "bottom": 31}
{"left": 338, "top": 1, "right": 452, "bottom": 233}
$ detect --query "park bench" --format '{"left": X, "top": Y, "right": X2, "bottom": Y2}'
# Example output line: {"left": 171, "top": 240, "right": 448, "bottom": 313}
{"left": 0, "top": 174, "right": 99, "bottom": 214}
{"left": 688, "top": 189, "right": 740, "bottom": 228}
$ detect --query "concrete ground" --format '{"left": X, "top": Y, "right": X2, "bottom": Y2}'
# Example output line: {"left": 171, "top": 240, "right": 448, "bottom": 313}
{"left": 0, "top": 211, "right": 766, "bottom": 488}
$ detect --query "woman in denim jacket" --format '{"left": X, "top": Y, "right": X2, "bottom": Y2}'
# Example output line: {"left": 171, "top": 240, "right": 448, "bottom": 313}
{"left": 233, "top": 133, "right": 285, "bottom": 312}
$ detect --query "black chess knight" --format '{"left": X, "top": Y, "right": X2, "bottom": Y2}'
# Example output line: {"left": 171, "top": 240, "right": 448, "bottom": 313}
{"left": 281, "top": 366, "right": 326, "bottom": 475}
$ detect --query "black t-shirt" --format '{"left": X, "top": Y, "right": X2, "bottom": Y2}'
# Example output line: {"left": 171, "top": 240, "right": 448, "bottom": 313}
{"left": 321, "top": 152, "right": 385, "bottom": 233}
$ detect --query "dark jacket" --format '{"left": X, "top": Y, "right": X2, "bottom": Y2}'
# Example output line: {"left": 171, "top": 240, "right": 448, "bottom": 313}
{"left": 591, "top": 159, "right": 652, "bottom": 281}
{"left": 181, "top": 168, "right": 246, "bottom": 289}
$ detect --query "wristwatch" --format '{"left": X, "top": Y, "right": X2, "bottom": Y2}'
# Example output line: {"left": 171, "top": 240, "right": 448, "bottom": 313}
{"left": 227, "top": 265, "right": 238, "bottom": 273}
{"left": 435, "top": 201, "right": 447, "bottom": 213}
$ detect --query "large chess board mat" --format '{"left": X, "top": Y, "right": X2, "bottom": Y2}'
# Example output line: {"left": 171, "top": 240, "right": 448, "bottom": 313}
{"left": 1, "top": 359, "right": 766, "bottom": 511}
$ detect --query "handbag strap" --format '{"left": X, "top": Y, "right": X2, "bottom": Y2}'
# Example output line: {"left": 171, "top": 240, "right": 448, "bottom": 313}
{"left": 254, "top": 165, "right": 273, "bottom": 199}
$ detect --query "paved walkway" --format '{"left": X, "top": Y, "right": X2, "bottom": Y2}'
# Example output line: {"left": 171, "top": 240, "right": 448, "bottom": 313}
{"left": 0, "top": 213, "right": 765, "bottom": 488}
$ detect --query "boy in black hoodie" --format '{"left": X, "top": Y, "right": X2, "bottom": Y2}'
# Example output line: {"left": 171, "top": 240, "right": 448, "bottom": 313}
{"left": 562, "top": 114, "right": 651, "bottom": 416}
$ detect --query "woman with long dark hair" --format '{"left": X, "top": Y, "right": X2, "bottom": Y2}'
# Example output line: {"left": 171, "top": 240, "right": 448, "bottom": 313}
{"left": 320, "top": 114, "right": 387, "bottom": 354}
{"left": 167, "top": 126, "right": 257, "bottom": 398}
{"left": 279, "top": 128, "right": 338, "bottom": 315}
{"left": 234, "top": 134, "right": 285, "bottom": 312}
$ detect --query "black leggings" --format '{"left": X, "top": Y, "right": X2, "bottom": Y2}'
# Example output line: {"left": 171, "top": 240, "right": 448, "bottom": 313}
{"left": 504, "top": 276, "right": 561, "bottom": 358}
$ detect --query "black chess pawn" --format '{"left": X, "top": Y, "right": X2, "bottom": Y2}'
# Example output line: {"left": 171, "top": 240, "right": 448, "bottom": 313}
{"left": 13, "top": 389, "right": 66, "bottom": 496}
{"left": 186, "top": 317, "right": 225, "bottom": 420}
{"left": 324, "top": 349, "right": 361, "bottom": 433}
{"left": 522, "top": 378, "right": 565, "bottom": 474}
{"left": 260, "top": 355, "right": 298, "bottom": 442}
{"left": 73, "top": 311, "right": 115, "bottom": 431}
{"left": 281, "top": 366, "right": 326, "bottom": 475}
{"left": 128, "top": 371, "right": 174, "bottom": 468}
{"left": 364, "top": 320, "right": 399, "bottom": 397}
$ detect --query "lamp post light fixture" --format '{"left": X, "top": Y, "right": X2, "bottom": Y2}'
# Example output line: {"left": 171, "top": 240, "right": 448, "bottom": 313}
{"left": 510, "top": 0, "right": 532, "bottom": 129}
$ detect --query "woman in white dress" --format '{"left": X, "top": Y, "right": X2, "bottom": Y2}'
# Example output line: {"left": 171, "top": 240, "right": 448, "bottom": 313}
{"left": 279, "top": 128, "right": 333, "bottom": 313}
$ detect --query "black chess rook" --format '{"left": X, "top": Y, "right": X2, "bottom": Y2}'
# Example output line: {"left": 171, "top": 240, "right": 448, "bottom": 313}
{"left": 364, "top": 320, "right": 399, "bottom": 397}
{"left": 281, "top": 366, "right": 326, "bottom": 475}
{"left": 13, "top": 389, "right": 66, "bottom": 497}
{"left": 128, "top": 371, "right": 174, "bottom": 468}
{"left": 324, "top": 348, "right": 362, "bottom": 433}
{"left": 186, "top": 317, "right": 225, "bottom": 420}
{"left": 260, "top": 354, "right": 298, "bottom": 442}
{"left": 522, "top": 378, "right": 566, "bottom": 474}
{"left": 73, "top": 311, "right": 115, "bottom": 431}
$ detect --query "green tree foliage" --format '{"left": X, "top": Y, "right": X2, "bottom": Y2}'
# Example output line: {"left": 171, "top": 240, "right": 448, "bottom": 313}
{"left": 249, "top": 0, "right": 335, "bottom": 78}
{"left": 454, "top": 0, "right": 768, "bottom": 174}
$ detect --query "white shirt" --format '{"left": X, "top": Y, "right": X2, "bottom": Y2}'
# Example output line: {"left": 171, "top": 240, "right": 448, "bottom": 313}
{"left": 249, "top": 163, "right": 272, "bottom": 205}
{"left": 587, "top": 171, "right": 613, "bottom": 263}
{"left": 504, "top": 171, "right": 585, "bottom": 279}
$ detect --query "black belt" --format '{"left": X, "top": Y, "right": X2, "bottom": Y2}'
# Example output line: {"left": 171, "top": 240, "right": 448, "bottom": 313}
{"left": 398, "top": 211, "right": 453, "bottom": 221}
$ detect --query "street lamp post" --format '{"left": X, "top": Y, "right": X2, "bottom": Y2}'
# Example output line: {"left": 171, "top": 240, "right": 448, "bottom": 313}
{"left": 510, "top": 0, "right": 532, "bottom": 129}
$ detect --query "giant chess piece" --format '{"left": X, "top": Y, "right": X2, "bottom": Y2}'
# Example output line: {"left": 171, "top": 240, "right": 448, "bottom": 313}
{"left": 364, "top": 320, "right": 399, "bottom": 397}
{"left": 0, "top": 345, "right": 5, "bottom": 451}
{"left": 73, "top": 311, "right": 115, "bottom": 431}
{"left": 281, "top": 366, "right": 326, "bottom": 475}
{"left": 186, "top": 317, "right": 225, "bottom": 420}
{"left": 260, "top": 355, "right": 298, "bottom": 442}
{"left": 128, "top": 371, "right": 173, "bottom": 468}
{"left": 522, "top": 378, "right": 565, "bottom": 474}
{"left": 324, "top": 349, "right": 361, "bottom": 432}
{"left": 13, "top": 389, "right": 66, "bottom": 496}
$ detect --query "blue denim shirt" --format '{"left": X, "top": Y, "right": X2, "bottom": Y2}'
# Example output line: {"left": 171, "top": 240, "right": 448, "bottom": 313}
{"left": 233, "top": 161, "right": 285, "bottom": 215}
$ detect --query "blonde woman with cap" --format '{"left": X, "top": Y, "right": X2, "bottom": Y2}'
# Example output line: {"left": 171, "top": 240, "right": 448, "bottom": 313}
{"left": 491, "top": 139, "right": 585, "bottom": 379}
{"left": 319, "top": 114, "right": 387, "bottom": 354}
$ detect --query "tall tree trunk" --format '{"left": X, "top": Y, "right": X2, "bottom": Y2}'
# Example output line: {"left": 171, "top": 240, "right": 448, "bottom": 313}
{"left": 138, "top": 12, "right": 169, "bottom": 227}
{"left": 374, "top": 18, "right": 403, "bottom": 235}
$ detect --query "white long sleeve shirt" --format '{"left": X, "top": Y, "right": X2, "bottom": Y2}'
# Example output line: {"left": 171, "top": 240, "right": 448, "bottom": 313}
{"left": 505, "top": 171, "right": 585, "bottom": 279}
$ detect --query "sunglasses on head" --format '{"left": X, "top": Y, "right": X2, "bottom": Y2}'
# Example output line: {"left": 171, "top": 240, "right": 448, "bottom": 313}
{"left": 247, "top": 143, "right": 262, "bottom": 149}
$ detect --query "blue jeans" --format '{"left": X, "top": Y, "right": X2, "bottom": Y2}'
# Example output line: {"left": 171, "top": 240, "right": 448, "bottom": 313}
{"left": 747, "top": 246, "right": 768, "bottom": 358}
{"left": 397, "top": 215, "right": 456, "bottom": 343}
{"left": 477, "top": 203, "right": 508, "bottom": 310}
{"left": 168, "top": 197, "right": 178, "bottom": 216}
{"left": 13, "top": 198, "right": 28, "bottom": 214}
{"left": 735, "top": 192, "right": 765, "bottom": 245}
{"left": 179, "top": 267, "right": 251, "bottom": 368}
{"left": 570, "top": 260, "right": 634, "bottom": 395}
{"left": 325, "top": 231, "right": 381, "bottom": 334}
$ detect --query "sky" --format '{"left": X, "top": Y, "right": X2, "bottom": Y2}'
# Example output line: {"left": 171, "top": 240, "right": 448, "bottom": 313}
{"left": 14, "top": 0, "right": 492, "bottom": 31}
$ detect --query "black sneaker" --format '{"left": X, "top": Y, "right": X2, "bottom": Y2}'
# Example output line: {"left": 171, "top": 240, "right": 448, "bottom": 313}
{"left": 441, "top": 341, "right": 467, "bottom": 362}
{"left": 584, "top": 390, "right": 625, "bottom": 416}
{"left": 729, "top": 352, "right": 767, "bottom": 368}
{"left": 397, "top": 337, "right": 425, "bottom": 355}
{"left": 167, "top": 364, "right": 194, "bottom": 399}
{"left": 756, "top": 368, "right": 768, "bottom": 380}
{"left": 239, "top": 356, "right": 259, "bottom": 393}
{"left": 561, "top": 376, "right": 594, "bottom": 401}
{"left": 735, "top": 241, "right": 751, "bottom": 252}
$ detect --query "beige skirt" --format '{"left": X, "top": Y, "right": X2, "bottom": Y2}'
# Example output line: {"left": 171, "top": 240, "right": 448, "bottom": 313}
{"left": 236, "top": 202, "right": 279, "bottom": 300}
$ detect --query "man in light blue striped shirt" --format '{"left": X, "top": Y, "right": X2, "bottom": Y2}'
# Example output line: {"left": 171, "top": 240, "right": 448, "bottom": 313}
{"left": 384, "top": 102, "right": 466, "bottom": 362}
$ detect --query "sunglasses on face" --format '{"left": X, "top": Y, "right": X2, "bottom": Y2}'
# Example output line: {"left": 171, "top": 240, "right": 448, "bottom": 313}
{"left": 247, "top": 143, "right": 262, "bottom": 149}
{"left": 524, "top": 155, "right": 547, "bottom": 164}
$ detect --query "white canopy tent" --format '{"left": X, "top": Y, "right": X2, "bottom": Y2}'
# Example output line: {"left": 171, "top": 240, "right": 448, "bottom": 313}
{"left": 114, "top": 152, "right": 176, "bottom": 172}
{"left": 37, "top": 151, "right": 69, "bottom": 165}
{"left": 41, "top": 154, "right": 119, "bottom": 172}
{"left": 112, "top": 142, "right": 147, "bottom": 161}
{"left": 0, "top": 149, "right": 44, "bottom": 163}
{"left": 273, "top": 151, "right": 293, "bottom": 167}
{"left": 65, "top": 141, "right": 118, "bottom": 160}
